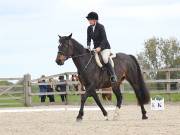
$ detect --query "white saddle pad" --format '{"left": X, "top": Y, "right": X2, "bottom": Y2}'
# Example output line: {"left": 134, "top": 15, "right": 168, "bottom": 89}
{"left": 95, "top": 52, "right": 116, "bottom": 68}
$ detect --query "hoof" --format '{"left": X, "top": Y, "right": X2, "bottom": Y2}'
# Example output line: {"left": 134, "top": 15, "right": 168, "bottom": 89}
{"left": 76, "top": 117, "right": 83, "bottom": 122}
{"left": 142, "top": 115, "right": 148, "bottom": 120}
{"left": 104, "top": 116, "right": 108, "bottom": 121}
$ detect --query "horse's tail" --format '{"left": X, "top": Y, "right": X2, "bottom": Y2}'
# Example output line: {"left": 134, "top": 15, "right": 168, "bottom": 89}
{"left": 129, "top": 55, "right": 150, "bottom": 104}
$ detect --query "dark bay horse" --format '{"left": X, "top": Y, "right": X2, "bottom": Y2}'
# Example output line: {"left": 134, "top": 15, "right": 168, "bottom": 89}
{"left": 56, "top": 34, "right": 150, "bottom": 121}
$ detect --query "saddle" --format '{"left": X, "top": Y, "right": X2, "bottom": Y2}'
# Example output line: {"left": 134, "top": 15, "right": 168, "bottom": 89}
{"left": 94, "top": 51, "right": 116, "bottom": 68}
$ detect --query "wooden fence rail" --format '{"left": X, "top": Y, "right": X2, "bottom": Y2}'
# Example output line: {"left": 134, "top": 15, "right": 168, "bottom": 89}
{"left": 0, "top": 68, "right": 179, "bottom": 106}
{"left": 0, "top": 77, "right": 24, "bottom": 106}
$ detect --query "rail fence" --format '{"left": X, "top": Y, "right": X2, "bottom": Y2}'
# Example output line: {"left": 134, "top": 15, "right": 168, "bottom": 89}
{"left": 0, "top": 68, "right": 179, "bottom": 107}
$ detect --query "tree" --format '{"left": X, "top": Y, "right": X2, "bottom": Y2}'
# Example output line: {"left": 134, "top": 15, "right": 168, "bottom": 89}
{"left": 157, "top": 38, "right": 179, "bottom": 68}
{"left": 137, "top": 37, "right": 180, "bottom": 79}
{"left": 137, "top": 37, "right": 180, "bottom": 90}
{"left": 137, "top": 37, "right": 180, "bottom": 70}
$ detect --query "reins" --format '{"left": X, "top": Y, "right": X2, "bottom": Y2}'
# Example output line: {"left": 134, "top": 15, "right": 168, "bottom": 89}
{"left": 82, "top": 54, "right": 94, "bottom": 72}
{"left": 71, "top": 51, "right": 95, "bottom": 72}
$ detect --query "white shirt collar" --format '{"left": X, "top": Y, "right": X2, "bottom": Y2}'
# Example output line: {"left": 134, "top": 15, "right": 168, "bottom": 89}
{"left": 92, "top": 23, "right": 96, "bottom": 32}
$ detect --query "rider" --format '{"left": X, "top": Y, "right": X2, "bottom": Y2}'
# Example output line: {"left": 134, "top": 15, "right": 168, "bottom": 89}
{"left": 86, "top": 11, "right": 117, "bottom": 82}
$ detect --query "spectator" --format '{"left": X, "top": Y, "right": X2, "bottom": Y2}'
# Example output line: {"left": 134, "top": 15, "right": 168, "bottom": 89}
{"left": 55, "top": 76, "right": 67, "bottom": 103}
{"left": 38, "top": 75, "right": 55, "bottom": 103}
{"left": 38, "top": 75, "right": 48, "bottom": 102}
{"left": 47, "top": 78, "right": 55, "bottom": 103}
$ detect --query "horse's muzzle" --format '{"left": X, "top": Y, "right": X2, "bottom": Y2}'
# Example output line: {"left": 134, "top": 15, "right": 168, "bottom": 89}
{"left": 56, "top": 59, "right": 64, "bottom": 65}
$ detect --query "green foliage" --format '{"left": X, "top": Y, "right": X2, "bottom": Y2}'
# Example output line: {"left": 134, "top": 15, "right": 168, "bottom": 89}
{"left": 0, "top": 92, "right": 180, "bottom": 108}
{"left": 137, "top": 37, "right": 180, "bottom": 80}
{"left": 137, "top": 37, "right": 180, "bottom": 70}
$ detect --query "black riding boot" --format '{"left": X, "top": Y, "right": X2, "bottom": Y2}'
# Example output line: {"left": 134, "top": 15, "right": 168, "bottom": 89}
{"left": 105, "top": 62, "right": 117, "bottom": 83}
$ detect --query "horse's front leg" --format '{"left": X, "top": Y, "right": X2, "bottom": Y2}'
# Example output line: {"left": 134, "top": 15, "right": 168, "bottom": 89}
{"left": 91, "top": 90, "right": 108, "bottom": 120}
{"left": 76, "top": 91, "right": 89, "bottom": 121}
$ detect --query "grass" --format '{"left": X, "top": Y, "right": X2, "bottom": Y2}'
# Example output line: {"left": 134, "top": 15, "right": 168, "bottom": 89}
{"left": 0, "top": 91, "right": 180, "bottom": 108}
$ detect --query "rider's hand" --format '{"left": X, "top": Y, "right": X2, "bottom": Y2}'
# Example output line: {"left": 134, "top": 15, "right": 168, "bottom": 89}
{"left": 96, "top": 47, "right": 101, "bottom": 52}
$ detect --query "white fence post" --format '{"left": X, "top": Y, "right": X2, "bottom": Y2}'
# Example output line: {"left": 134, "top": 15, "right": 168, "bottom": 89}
{"left": 24, "top": 74, "right": 32, "bottom": 106}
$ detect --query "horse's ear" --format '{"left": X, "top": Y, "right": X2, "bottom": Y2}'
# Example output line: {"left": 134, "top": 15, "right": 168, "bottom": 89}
{"left": 67, "top": 33, "right": 72, "bottom": 39}
{"left": 58, "top": 35, "right": 62, "bottom": 39}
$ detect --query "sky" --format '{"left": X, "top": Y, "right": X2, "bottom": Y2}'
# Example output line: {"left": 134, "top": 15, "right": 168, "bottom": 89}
{"left": 0, "top": 0, "right": 180, "bottom": 79}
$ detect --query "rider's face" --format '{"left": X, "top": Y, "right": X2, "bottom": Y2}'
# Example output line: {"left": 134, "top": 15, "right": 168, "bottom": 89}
{"left": 88, "top": 20, "right": 96, "bottom": 26}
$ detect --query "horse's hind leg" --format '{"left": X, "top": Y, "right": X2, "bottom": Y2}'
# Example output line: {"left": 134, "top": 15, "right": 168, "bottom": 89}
{"left": 126, "top": 77, "right": 148, "bottom": 120}
{"left": 140, "top": 104, "right": 148, "bottom": 119}
{"left": 112, "top": 85, "right": 122, "bottom": 108}
{"left": 112, "top": 84, "right": 123, "bottom": 120}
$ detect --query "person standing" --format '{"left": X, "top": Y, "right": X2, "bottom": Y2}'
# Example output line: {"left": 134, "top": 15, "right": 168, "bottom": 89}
{"left": 55, "top": 76, "right": 67, "bottom": 103}
{"left": 47, "top": 78, "right": 55, "bottom": 103}
{"left": 38, "top": 75, "right": 48, "bottom": 102}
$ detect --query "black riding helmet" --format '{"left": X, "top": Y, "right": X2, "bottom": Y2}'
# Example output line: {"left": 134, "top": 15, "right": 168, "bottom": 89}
{"left": 86, "top": 12, "right": 98, "bottom": 20}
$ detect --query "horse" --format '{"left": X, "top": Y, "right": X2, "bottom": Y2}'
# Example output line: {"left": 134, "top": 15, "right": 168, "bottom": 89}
{"left": 71, "top": 74, "right": 81, "bottom": 91}
{"left": 56, "top": 33, "right": 150, "bottom": 121}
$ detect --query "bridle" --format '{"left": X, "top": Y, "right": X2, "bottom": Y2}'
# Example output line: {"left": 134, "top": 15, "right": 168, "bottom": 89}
{"left": 58, "top": 39, "right": 94, "bottom": 72}
{"left": 58, "top": 39, "right": 92, "bottom": 58}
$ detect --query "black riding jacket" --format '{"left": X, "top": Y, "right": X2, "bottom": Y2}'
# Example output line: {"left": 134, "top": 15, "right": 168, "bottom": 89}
{"left": 87, "top": 22, "right": 111, "bottom": 50}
